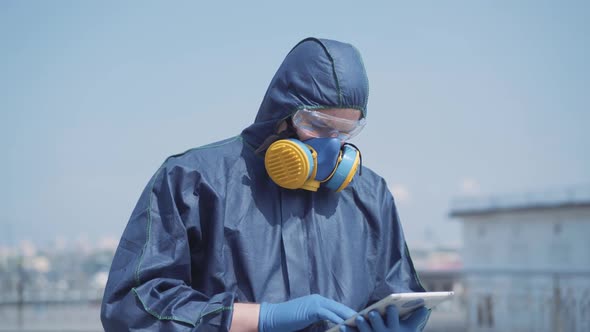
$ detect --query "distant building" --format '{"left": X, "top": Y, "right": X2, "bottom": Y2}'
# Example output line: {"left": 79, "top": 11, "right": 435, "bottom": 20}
{"left": 412, "top": 246, "right": 463, "bottom": 293}
{"left": 412, "top": 246, "right": 467, "bottom": 332}
{"left": 450, "top": 187, "right": 590, "bottom": 332}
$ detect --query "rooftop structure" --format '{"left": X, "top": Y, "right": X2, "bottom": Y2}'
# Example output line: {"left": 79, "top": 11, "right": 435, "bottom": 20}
{"left": 450, "top": 185, "right": 590, "bottom": 217}
{"left": 450, "top": 186, "right": 590, "bottom": 332}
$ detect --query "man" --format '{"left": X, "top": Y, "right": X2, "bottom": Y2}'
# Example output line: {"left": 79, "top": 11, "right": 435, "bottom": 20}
{"left": 101, "top": 37, "right": 429, "bottom": 332}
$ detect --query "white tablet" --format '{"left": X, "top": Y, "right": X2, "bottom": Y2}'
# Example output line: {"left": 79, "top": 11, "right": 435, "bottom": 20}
{"left": 325, "top": 291, "right": 454, "bottom": 332}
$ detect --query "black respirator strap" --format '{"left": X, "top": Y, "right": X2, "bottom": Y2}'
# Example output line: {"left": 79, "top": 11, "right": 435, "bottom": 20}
{"left": 255, "top": 118, "right": 298, "bottom": 156}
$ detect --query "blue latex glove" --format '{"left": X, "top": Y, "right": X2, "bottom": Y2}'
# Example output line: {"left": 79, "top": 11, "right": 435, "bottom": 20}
{"left": 339, "top": 305, "right": 430, "bottom": 332}
{"left": 259, "top": 294, "right": 357, "bottom": 332}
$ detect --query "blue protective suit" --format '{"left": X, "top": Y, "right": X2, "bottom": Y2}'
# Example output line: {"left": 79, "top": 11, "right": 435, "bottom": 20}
{"left": 101, "top": 38, "right": 426, "bottom": 331}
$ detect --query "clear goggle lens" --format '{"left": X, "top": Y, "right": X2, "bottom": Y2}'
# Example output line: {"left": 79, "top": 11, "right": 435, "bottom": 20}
{"left": 292, "top": 109, "right": 366, "bottom": 141}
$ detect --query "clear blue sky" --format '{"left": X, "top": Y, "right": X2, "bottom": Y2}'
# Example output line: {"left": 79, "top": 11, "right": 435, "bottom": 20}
{"left": 1, "top": 1, "right": 589, "bottom": 249}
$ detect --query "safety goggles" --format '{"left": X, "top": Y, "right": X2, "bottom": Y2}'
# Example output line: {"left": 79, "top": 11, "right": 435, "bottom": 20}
{"left": 292, "top": 108, "right": 366, "bottom": 141}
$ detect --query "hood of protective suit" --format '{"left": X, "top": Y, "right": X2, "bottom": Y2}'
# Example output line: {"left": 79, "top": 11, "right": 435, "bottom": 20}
{"left": 242, "top": 37, "right": 369, "bottom": 149}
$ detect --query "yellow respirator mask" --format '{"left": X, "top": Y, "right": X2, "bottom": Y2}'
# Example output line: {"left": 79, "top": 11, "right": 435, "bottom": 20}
{"left": 264, "top": 137, "right": 361, "bottom": 192}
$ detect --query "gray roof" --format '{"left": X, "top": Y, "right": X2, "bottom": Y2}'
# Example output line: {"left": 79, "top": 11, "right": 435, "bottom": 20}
{"left": 449, "top": 186, "right": 590, "bottom": 217}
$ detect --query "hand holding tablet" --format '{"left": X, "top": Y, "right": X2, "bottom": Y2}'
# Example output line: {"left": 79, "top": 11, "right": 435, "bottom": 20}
{"left": 324, "top": 291, "right": 454, "bottom": 332}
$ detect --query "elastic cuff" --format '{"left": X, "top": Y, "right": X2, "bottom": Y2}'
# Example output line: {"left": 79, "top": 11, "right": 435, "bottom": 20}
{"left": 258, "top": 302, "right": 272, "bottom": 332}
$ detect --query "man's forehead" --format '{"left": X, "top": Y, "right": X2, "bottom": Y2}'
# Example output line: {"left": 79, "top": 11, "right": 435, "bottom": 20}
{"left": 314, "top": 108, "right": 362, "bottom": 121}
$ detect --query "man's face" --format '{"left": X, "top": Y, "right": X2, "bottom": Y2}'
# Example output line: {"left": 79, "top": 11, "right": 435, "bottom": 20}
{"left": 294, "top": 108, "right": 363, "bottom": 142}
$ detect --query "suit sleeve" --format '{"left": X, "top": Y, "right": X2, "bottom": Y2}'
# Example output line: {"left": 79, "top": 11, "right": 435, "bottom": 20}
{"left": 101, "top": 163, "right": 235, "bottom": 331}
